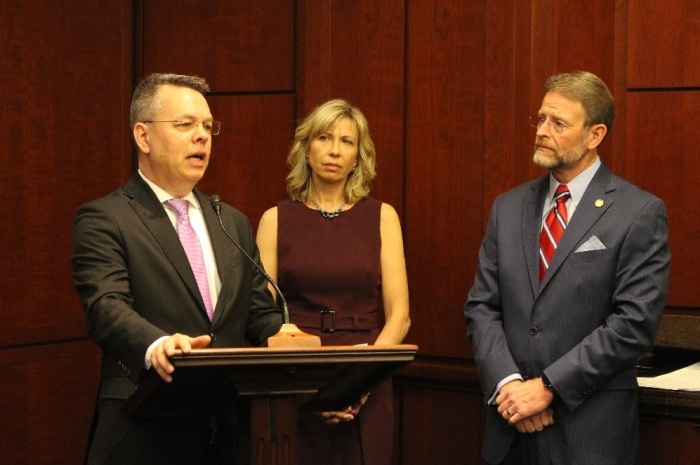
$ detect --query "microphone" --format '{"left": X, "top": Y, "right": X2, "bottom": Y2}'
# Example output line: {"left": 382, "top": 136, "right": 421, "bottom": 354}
{"left": 211, "top": 194, "right": 290, "bottom": 324}
{"left": 210, "top": 194, "right": 320, "bottom": 347}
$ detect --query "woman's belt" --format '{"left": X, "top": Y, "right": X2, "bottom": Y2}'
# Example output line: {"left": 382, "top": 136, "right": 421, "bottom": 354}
{"left": 290, "top": 310, "right": 380, "bottom": 333}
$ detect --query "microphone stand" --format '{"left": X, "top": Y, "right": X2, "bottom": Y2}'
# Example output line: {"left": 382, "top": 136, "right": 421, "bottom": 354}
{"left": 268, "top": 321, "right": 322, "bottom": 347}
{"left": 257, "top": 273, "right": 320, "bottom": 347}
{"left": 211, "top": 195, "right": 320, "bottom": 347}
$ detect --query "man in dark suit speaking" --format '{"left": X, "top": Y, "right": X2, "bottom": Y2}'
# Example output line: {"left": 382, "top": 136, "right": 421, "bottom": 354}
{"left": 72, "top": 73, "right": 283, "bottom": 465}
{"left": 464, "top": 71, "right": 670, "bottom": 465}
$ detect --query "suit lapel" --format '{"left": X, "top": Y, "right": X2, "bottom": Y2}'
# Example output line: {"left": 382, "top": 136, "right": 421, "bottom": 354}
{"left": 124, "top": 174, "right": 209, "bottom": 320}
{"left": 524, "top": 177, "right": 549, "bottom": 296}
{"left": 196, "top": 189, "right": 234, "bottom": 325}
{"left": 539, "top": 164, "right": 615, "bottom": 289}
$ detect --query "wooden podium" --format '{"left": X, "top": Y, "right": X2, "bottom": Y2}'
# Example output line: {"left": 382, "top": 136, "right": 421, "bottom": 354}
{"left": 123, "top": 344, "right": 418, "bottom": 465}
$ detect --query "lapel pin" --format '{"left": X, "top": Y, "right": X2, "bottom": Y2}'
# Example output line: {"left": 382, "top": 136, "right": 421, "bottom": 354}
{"left": 595, "top": 199, "right": 604, "bottom": 208}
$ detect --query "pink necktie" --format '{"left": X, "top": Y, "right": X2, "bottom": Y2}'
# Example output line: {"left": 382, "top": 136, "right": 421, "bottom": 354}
{"left": 165, "top": 199, "right": 214, "bottom": 320}
{"left": 539, "top": 184, "right": 570, "bottom": 281}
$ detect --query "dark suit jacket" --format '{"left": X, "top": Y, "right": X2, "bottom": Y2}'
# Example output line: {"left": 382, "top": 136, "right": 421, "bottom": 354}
{"left": 465, "top": 163, "right": 670, "bottom": 465}
{"left": 72, "top": 173, "right": 283, "bottom": 463}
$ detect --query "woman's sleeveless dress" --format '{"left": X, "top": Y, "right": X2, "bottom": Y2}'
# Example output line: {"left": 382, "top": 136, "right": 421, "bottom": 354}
{"left": 277, "top": 197, "right": 393, "bottom": 465}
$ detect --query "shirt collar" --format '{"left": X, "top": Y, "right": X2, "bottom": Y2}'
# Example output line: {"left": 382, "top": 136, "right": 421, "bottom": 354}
{"left": 138, "top": 169, "right": 200, "bottom": 210}
{"left": 546, "top": 156, "right": 601, "bottom": 209}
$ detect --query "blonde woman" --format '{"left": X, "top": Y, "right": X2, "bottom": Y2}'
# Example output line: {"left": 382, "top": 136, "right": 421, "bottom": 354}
{"left": 257, "top": 99, "right": 410, "bottom": 465}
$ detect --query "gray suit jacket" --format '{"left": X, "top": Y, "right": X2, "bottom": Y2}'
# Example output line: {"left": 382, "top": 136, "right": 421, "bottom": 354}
{"left": 465, "top": 163, "right": 670, "bottom": 464}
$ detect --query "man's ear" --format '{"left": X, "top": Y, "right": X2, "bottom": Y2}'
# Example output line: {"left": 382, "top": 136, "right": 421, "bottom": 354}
{"left": 587, "top": 123, "right": 608, "bottom": 150}
{"left": 133, "top": 123, "right": 150, "bottom": 154}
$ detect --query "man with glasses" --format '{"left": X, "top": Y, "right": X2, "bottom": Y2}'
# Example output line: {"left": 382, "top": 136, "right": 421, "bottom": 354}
{"left": 464, "top": 71, "right": 670, "bottom": 464}
{"left": 72, "top": 73, "right": 283, "bottom": 465}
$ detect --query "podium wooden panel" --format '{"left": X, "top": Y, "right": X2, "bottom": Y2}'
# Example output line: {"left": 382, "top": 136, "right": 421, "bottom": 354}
{"left": 123, "top": 345, "right": 417, "bottom": 465}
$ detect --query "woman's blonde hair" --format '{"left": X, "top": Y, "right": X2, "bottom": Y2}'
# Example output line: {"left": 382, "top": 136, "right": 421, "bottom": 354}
{"left": 286, "top": 99, "right": 376, "bottom": 203}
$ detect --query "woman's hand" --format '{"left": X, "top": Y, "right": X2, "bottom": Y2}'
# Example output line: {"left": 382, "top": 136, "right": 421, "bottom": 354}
{"left": 320, "top": 393, "right": 370, "bottom": 424}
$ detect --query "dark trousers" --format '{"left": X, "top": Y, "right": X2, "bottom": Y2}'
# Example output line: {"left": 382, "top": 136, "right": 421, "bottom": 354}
{"left": 499, "top": 433, "right": 552, "bottom": 465}
{"left": 86, "top": 399, "right": 238, "bottom": 465}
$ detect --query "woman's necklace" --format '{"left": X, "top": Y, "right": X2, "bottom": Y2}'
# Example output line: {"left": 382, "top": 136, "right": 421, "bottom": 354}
{"left": 314, "top": 201, "right": 346, "bottom": 219}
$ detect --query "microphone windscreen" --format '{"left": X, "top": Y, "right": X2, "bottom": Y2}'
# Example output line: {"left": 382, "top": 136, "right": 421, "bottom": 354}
{"left": 211, "top": 194, "right": 222, "bottom": 213}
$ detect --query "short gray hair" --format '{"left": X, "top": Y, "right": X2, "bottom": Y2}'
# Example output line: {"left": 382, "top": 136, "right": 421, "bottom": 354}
{"left": 129, "top": 73, "right": 210, "bottom": 129}
{"left": 545, "top": 71, "right": 615, "bottom": 132}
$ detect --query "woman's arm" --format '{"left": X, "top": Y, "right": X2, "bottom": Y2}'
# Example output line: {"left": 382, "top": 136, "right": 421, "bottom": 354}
{"left": 374, "top": 203, "right": 410, "bottom": 345}
{"left": 256, "top": 207, "right": 279, "bottom": 299}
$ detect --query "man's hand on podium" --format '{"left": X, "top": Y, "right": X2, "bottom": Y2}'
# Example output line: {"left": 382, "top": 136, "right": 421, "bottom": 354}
{"left": 150, "top": 333, "right": 212, "bottom": 382}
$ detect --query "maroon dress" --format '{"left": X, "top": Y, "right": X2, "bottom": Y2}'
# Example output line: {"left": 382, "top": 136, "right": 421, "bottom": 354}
{"left": 277, "top": 198, "right": 393, "bottom": 465}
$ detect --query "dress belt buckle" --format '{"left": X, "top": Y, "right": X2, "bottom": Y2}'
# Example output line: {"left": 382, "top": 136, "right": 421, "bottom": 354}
{"left": 320, "top": 310, "right": 336, "bottom": 333}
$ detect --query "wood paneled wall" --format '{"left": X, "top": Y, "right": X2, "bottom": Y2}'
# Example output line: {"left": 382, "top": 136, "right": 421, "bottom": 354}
{"left": 0, "top": 1, "right": 131, "bottom": 463}
{"left": 139, "top": 0, "right": 295, "bottom": 223}
{"left": 0, "top": 1, "right": 698, "bottom": 464}
{"left": 296, "top": 0, "right": 406, "bottom": 216}
{"left": 625, "top": 0, "right": 700, "bottom": 307}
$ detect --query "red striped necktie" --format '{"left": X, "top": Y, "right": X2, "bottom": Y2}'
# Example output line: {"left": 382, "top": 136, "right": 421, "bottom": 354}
{"left": 539, "top": 184, "right": 570, "bottom": 281}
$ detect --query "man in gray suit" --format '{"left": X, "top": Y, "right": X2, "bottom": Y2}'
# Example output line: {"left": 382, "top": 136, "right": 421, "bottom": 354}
{"left": 464, "top": 71, "right": 670, "bottom": 465}
{"left": 72, "top": 73, "right": 283, "bottom": 465}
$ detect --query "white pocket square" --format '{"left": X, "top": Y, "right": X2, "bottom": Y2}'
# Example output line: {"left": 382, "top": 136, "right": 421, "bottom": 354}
{"left": 575, "top": 235, "right": 606, "bottom": 252}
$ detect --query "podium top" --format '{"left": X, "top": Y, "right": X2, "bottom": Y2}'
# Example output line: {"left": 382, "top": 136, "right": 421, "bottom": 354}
{"left": 168, "top": 344, "right": 418, "bottom": 367}
{"left": 124, "top": 344, "right": 418, "bottom": 416}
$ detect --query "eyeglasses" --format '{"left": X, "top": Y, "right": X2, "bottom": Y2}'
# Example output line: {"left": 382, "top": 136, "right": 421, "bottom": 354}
{"left": 142, "top": 120, "right": 221, "bottom": 135}
{"left": 529, "top": 115, "right": 577, "bottom": 134}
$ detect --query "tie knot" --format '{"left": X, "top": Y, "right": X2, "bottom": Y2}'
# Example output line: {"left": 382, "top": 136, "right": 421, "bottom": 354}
{"left": 165, "top": 199, "right": 190, "bottom": 217}
{"left": 554, "top": 184, "right": 570, "bottom": 204}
